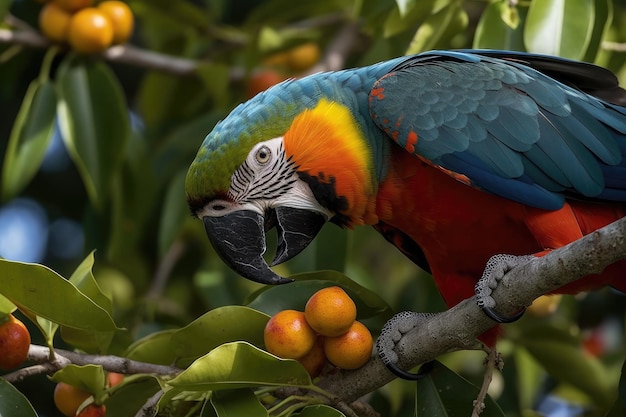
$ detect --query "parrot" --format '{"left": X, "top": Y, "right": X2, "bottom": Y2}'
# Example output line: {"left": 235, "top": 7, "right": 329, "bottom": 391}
{"left": 185, "top": 50, "right": 626, "bottom": 378}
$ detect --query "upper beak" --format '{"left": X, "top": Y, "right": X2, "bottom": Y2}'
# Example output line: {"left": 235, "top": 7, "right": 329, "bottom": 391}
{"left": 202, "top": 207, "right": 327, "bottom": 285}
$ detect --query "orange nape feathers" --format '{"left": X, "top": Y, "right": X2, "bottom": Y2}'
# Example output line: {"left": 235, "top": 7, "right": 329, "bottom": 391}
{"left": 283, "top": 99, "right": 379, "bottom": 227}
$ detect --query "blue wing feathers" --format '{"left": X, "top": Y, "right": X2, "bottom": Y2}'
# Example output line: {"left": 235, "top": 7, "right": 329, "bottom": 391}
{"left": 370, "top": 50, "right": 626, "bottom": 208}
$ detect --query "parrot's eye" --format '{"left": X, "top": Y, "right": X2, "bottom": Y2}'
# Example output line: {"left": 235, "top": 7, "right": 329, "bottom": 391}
{"left": 255, "top": 146, "right": 271, "bottom": 165}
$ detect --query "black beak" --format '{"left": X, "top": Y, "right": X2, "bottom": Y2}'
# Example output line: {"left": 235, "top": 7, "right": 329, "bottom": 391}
{"left": 202, "top": 207, "right": 326, "bottom": 285}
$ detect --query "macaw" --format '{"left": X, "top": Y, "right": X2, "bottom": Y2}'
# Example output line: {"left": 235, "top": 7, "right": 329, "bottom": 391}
{"left": 185, "top": 50, "right": 626, "bottom": 378}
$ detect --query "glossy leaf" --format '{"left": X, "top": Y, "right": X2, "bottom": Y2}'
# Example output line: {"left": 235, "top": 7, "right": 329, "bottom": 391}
{"left": 524, "top": 0, "right": 594, "bottom": 59}
{"left": 167, "top": 341, "right": 311, "bottom": 391}
{"left": 124, "top": 329, "right": 180, "bottom": 366}
{"left": 0, "top": 294, "right": 16, "bottom": 315}
{"left": 210, "top": 388, "right": 267, "bottom": 417}
{"left": 0, "top": 258, "right": 117, "bottom": 331}
{"left": 473, "top": 1, "right": 525, "bottom": 50}
{"left": 2, "top": 79, "right": 56, "bottom": 202}
{"left": 0, "top": 378, "right": 37, "bottom": 417}
{"left": 103, "top": 375, "right": 162, "bottom": 417}
{"left": 56, "top": 58, "right": 130, "bottom": 209}
{"left": 416, "top": 361, "right": 505, "bottom": 416}
{"left": 171, "top": 306, "right": 269, "bottom": 360}
{"left": 61, "top": 252, "right": 115, "bottom": 352}
{"left": 50, "top": 364, "right": 107, "bottom": 397}
{"left": 583, "top": 0, "right": 612, "bottom": 63}
{"left": 246, "top": 270, "right": 392, "bottom": 319}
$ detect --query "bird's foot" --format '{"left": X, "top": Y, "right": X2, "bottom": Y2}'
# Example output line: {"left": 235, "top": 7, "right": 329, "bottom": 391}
{"left": 475, "top": 254, "right": 534, "bottom": 323}
{"left": 376, "top": 311, "right": 435, "bottom": 380}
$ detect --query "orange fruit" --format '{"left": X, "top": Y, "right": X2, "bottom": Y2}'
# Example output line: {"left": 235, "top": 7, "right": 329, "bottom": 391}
{"left": 287, "top": 42, "right": 320, "bottom": 71}
{"left": 97, "top": 1, "right": 133, "bottom": 44}
{"left": 77, "top": 404, "right": 106, "bottom": 417}
{"left": 0, "top": 314, "right": 31, "bottom": 370}
{"left": 53, "top": 382, "right": 92, "bottom": 417}
{"left": 53, "top": 0, "right": 93, "bottom": 12}
{"left": 246, "top": 70, "right": 286, "bottom": 98}
{"left": 107, "top": 372, "right": 124, "bottom": 387}
{"left": 264, "top": 310, "right": 316, "bottom": 359}
{"left": 67, "top": 8, "right": 113, "bottom": 53}
{"left": 324, "top": 321, "right": 373, "bottom": 370}
{"left": 38, "top": 2, "right": 72, "bottom": 43}
{"left": 304, "top": 286, "right": 357, "bottom": 337}
{"left": 297, "top": 335, "right": 326, "bottom": 378}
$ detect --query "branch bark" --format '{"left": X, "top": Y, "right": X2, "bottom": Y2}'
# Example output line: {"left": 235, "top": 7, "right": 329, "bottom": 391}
{"left": 316, "top": 215, "right": 626, "bottom": 403}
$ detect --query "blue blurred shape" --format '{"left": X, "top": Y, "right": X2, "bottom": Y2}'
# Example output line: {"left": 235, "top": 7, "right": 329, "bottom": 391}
{"left": 48, "top": 218, "right": 84, "bottom": 260}
{"left": 0, "top": 198, "right": 48, "bottom": 263}
{"left": 537, "top": 395, "right": 585, "bottom": 417}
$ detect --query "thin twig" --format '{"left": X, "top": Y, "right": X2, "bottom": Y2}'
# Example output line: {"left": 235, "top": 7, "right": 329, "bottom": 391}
{"left": 134, "top": 389, "right": 164, "bottom": 417}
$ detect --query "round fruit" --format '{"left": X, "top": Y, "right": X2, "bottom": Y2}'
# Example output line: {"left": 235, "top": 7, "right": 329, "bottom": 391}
{"left": 53, "top": 382, "right": 92, "bottom": 417}
{"left": 287, "top": 42, "right": 320, "bottom": 71}
{"left": 0, "top": 314, "right": 31, "bottom": 370}
{"left": 324, "top": 321, "right": 373, "bottom": 370}
{"left": 264, "top": 310, "right": 316, "bottom": 359}
{"left": 67, "top": 8, "right": 113, "bottom": 54}
{"left": 97, "top": 1, "right": 133, "bottom": 44}
{"left": 77, "top": 404, "right": 106, "bottom": 417}
{"left": 305, "top": 286, "right": 357, "bottom": 337}
{"left": 527, "top": 294, "right": 562, "bottom": 317}
{"left": 298, "top": 335, "right": 326, "bottom": 378}
{"left": 107, "top": 372, "right": 124, "bottom": 387}
{"left": 38, "top": 2, "right": 72, "bottom": 43}
{"left": 54, "top": 0, "right": 93, "bottom": 12}
{"left": 246, "top": 70, "right": 285, "bottom": 98}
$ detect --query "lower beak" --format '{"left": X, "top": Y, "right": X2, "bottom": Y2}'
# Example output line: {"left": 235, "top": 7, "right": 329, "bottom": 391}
{"left": 202, "top": 207, "right": 326, "bottom": 285}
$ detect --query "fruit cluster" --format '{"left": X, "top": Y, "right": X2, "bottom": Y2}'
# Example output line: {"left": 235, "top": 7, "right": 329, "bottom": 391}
{"left": 263, "top": 286, "right": 373, "bottom": 377}
{"left": 38, "top": 0, "right": 134, "bottom": 54}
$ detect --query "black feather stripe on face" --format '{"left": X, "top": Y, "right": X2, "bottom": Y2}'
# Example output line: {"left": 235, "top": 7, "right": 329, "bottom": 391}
{"left": 297, "top": 172, "right": 350, "bottom": 226}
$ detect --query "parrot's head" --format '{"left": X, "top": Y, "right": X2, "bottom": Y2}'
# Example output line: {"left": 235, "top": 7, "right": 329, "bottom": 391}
{"left": 185, "top": 85, "right": 378, "bottom": 285}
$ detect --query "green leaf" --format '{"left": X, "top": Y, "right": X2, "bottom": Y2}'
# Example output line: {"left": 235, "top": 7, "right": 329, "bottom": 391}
{"left": 210, "top": 389, "right": 267, "bottom": 417}
{"left": 0, "top": 258, "right": 118, "bottom": 331}
{"left": 0, "top": 378, "right": 38, "bottom": 417}
{"left": 524, "top": 0, "right": 595, "bottom": 59}
{"left": 61, "top": 252, "right": 115, "bottom": 352}
{"left": 246, "top": 270, "right": 392, "bottom": 319}
{"left": 56, "top": 58, "right": 130, "bottom": 209}
{"left": 0, "top": 294, "right": 16, "bottom": 315}
{"left": 520, "top": 339, "right": 614, "bottom": 407}
{"left": 383, "top": 0, "right": 436, "bottom": 38}
{"left": 0, "top": 0, "right": 11, "bottom": 24}
{"left": 473, "top": 2, "right": 526, "bottom": 50}
{"left": 607, "top": 360, "right": 626, "bottom": 417}
{"left": 103, "top": 375, "right": 162, "bottom": 417}
{"left": 396, "top": 0, "right": 416, "bottom": 17}
{"left": 294, "top": 405, "right": 346, "bottom": 416}
{"left": 406, "top": 2, "right": 467, "bottom": 54}
{"left": 158, "top": 170, "right": 188, "bottom": 255}
{"left": 167, "top": 341, "right": 311, "bottom": 391}
{"left": 583, "top": 0, "right": 612, "bottom": 63}
{"left": 2, "top": 79, "right": 56, "bottom": 202}
{"left": 416, "top": 361, "right": 505, "bottom": 416}
{"left": 50, "top": 364, "right": 107, "bottom": 396}
{"left": 124, "top": 329, "right": 180, "bottom": 366}
{"left": 171, "top": 306, "right": 269, "bottom": 361}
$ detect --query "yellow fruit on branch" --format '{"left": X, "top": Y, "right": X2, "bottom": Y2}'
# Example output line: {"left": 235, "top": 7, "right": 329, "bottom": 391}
{"left": 304, "top": 286, "right": 357, "bottom": 337}
{"left": 67, "top": 8, "right": 114, "bottom": 54}
{"left": 38, "top": 2, "right": 72, "bottom": 43}
{"left": 324, "top": 321, "right": 373, "bottom": 370}
{"left": 97, "top": 1, "right": 134, "bottom": 44}
{"left": 264, "top": 309, "right": 316, "bottom": 359}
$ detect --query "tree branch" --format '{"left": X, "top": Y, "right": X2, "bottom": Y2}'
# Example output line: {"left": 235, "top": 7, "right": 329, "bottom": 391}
{"left": 1, "top": 345, "right": 182, "bottom": 383}
{"left": 316, "top": 216, "right": 626, "bottom": 403}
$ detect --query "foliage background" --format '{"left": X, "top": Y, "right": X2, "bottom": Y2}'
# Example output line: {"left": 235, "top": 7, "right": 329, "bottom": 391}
{"left": 1, "top": 0, "right": 626, "bottom": 416}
